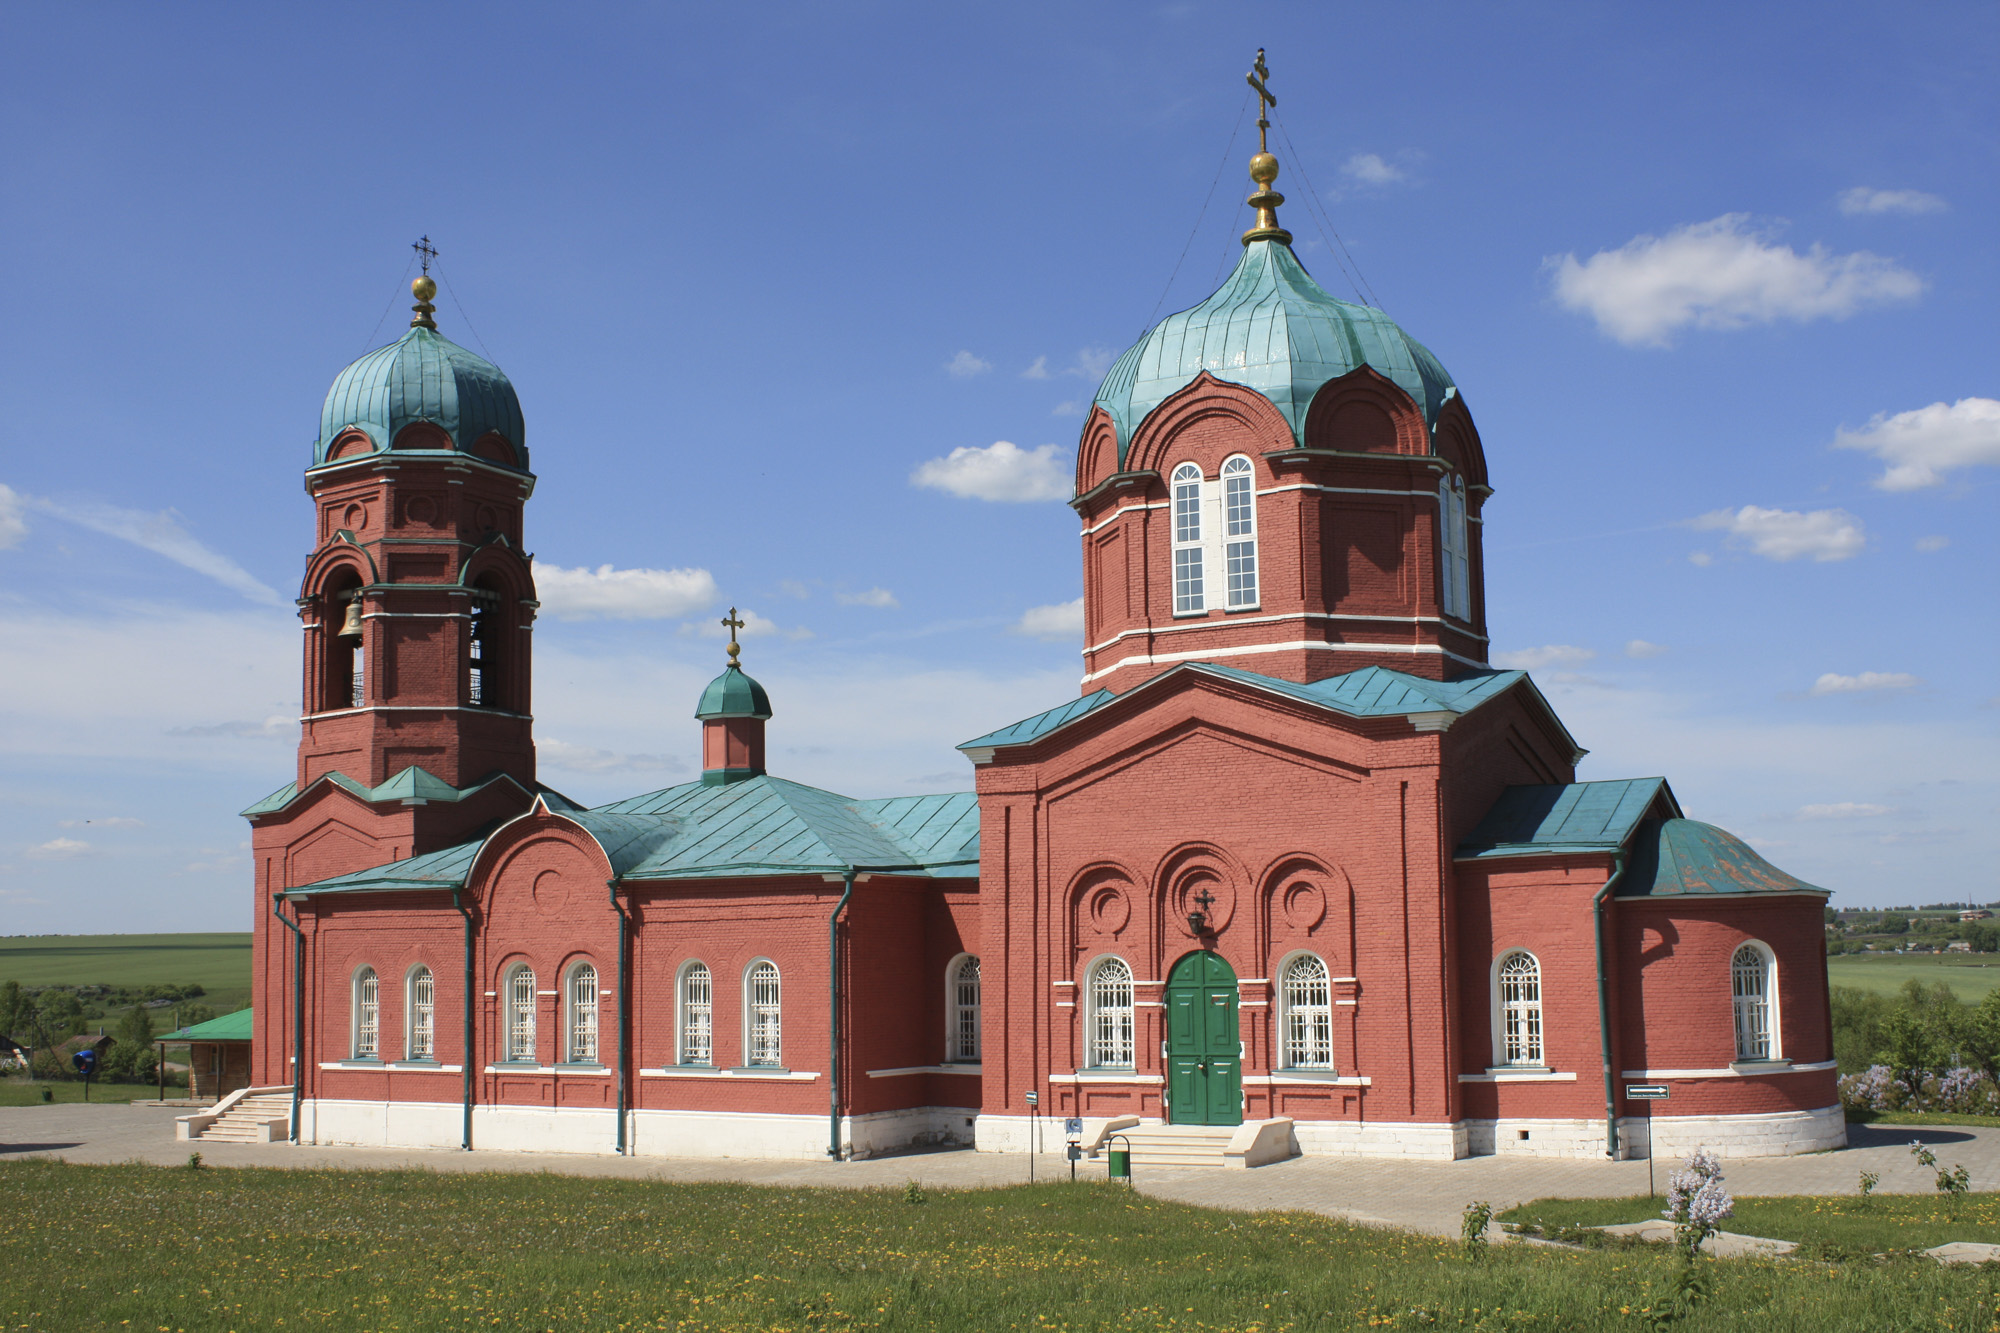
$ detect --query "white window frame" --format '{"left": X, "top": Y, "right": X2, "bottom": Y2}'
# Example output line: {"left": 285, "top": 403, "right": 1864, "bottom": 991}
{"left": 946, "top": 953, "right": 981, "bottom": 1063}
{"left": 351, "top": 966, "right": 380, "bottom": 1060}
{"left": 1279, "top": 952, "right": 1334, "bottom": 1070}
{"left": 678, "top": 960, "right": 714, "bottom": 1066}
{"left": 405, "top": 964, "right": 435, "bottom": 1061}
{"left": 504, "top": 963, "right": 537, "bottom": 1064}
{"left": 1220, "top": 455, "right": 1260, "bottom": 610}
{"left": 744, "top": 959, "right": 783, "bottom": 1068}
{"left": 1171, "top": 462, "right": 1206, "bottom": 615}
{"left": 565, "top": 960, "right": 599, "bottom": 1065}
{"left": 1492, "top": 950, "right": 1545, "bottom": 1068}
{"left": 1439, "top": 474, "right": 1470, "bottom": 621}
{"left": 1731, "top": 941, "right": 1780, "bottom": 1061}
{"left": 1086, "top": 955, "right": 1135, "bottom": 1069}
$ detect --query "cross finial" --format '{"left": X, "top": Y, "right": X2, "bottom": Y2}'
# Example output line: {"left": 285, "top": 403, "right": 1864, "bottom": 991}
{"left": 1245, "top": 49, "right": 1276, "bottom": 155}
{"left": 1240, "top": 49, "right": 1292, "bottom": 248}
{"left": 720, "top": 607, "right": 746, "bottom": 667}
{"left": 413, "top": 235, "right": 438, "bottom": 276}
{"left": 409, "top": 236, "right": 440, "bottom": 330}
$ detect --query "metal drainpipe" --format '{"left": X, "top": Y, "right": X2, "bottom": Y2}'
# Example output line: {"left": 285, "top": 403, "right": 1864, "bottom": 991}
{"left": 828, "top": 868, "right": 857, "bottom": 1160}
{"left": 270, "top": 892, "right": 306, "bottom": 1145}
{"left": 453, "top": 888, "right": 475, "bottom": 1151}
{"left": 1593, "top": 850, "right": 1630, "bottom": 1159}
{"left": 606, "top": 877, "right": 631, "bottom": 1156}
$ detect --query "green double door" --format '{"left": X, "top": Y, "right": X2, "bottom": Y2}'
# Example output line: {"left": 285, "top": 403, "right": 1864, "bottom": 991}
{"left": 1165, "top": 950, "right": 1242, "bottom": 1126}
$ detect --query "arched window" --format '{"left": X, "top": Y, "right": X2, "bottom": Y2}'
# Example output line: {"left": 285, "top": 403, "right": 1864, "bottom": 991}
{"left": 505, "top": 964, "right": 537, "bottom": 1063}
{"left": 1495, "top": 951, "right": 1543, "bottom": 1067}
{"left": 468, "top": 581, "right": 503, "bottom": 709}
{"left": 352, "top": 967, "right": 379, "bottom": 1059}
{"left": 566, "top": 962, "right": 599, "bottom": 1064}
{"left": 406, "top": 966, "right": 435, "bottom": 1061}
{"left": 1732, "top": 943, "right": 1778, "bottom": 1060}
{"left": 679, "top": 962, "right": 713, "bottom": 1065}
{"left": 1438, "top": 475, "right": 1470, "bottom": 620}
{"left": 1221, "top": 455, "right": 1259, "bottom": 609}
{"left": 1088, "top": 956, "right": 1135, "bottom": 1068}
{"left": 949, "top": 955, "right": 981, "bottom": 1063}
{"left": 323, "top": 577, "right": 365, "bottom": 711}
{"left": 745, "top": 961, "right": 782, "bottom": 1067}
{"left": 1281, "top": 954, "right": 1333, "bottom": 1069}
{"left": 1171, "top": 463, "right": 1205, "bottom": 614}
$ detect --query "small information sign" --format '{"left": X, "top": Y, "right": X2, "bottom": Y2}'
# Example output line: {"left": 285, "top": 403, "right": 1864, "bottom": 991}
{"left": 1064, "top": 1117, "right": 1083, "bottom": 1138}
{"left": 1626, "top": 1084, "right": 1670, "bottom": 1100}
{"left": 1023, "top": 1090, "right": 1038, "bottom": 1106}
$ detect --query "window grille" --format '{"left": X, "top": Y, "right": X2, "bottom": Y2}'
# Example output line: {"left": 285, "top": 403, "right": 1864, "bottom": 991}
{"left": 1171, "top": 463, "right": 1205, "bottom": 613}
{"left": 951, "top": 956, "right": 981, "bottom": 1062}
{"left": 568, "top": 962, "right": 598, "bottom": 1063}
{"left": 1496, "top": 951, "right": 1543, "bottom": 1066}
{"left": 353, "top": 967, "right": 379, "bottom": 1058}
{"left": 746, "top": 961, "right": 782, "bottom": 1067}
{"left": 468, "top": 593, "right": 499, "bottom": 708}
{"left": 407, "top": 966, "right": 434, "bottom": 1060}
{"left": 1732, "top": 945, "right": 1773, "bottom": 1060}
{"left": 1089, "top": 957, "right": 1135, "bottom": 1067}
{"left": 506, "top": 965, "right": 537, "bottom": 1062}
{"left": 1439, "top": 476, "right": 1471, "bottom": 620}
{"left": 1222, "top": 456, "right": 1258, "bottom": 608}
{"left": 1282, "top": 954, "right": 1333, "bottom": 1069}
{"left": 349, "top": 638, "right": 366, "bottom": 708}
{"left": 681, "top": 962, "right": 713, "bottom": 1065}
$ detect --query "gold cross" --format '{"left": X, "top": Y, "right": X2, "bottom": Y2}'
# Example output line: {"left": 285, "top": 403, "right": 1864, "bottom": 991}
{"left": 1245, "top": 49, "right": 1276, "bottom": 154}
{"left": 720, "top": 607, "right": 745, "bottom": 666}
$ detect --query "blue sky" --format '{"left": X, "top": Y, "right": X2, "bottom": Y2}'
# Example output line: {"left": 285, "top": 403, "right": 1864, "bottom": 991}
{"left": 1, "top": 1, "right": 1993, "bottom": 932}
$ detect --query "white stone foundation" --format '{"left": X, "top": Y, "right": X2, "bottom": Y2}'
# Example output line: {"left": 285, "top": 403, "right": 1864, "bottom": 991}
{"left": 1621, "top": 1104, "right": 1846, "bottom": 1161}
{"left": 1291, "top": 1118, "right": 1469, "bottom": 1160}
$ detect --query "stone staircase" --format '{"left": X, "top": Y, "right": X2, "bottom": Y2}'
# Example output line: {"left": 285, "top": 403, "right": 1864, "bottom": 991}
{"left": 1093, "top": 1118, "right": 1297, "bottom": 1170}
{"left": 176, "top": 1087, "right": 293, "bottom": 1144}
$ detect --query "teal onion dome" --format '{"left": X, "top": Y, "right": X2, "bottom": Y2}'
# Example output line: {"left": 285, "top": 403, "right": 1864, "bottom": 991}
{"left": 1092, "top": 239, "right": 1456, "bottom": 466}
{"left": 313, "top": 326, "right": 527, "bottom": 468}
{"left": 695, "top": 664, "right": 773, "bottom": 721}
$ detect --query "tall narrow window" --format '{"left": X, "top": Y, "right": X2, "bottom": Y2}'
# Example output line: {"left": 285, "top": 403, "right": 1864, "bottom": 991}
{"left": 1281, "top": 954, "right": 1333, "bottom": 1069}
{"left": 506, "top": 965, "right": 537, "bottom": 1063}
{"left": 1089, "top": 957, "right": 1135, "bottom": 1068}
{"left": 1439, "top": 475, "right": 1470, "bottom": 620}
{"left": 1732, "top": 944, "right": 1776, "bottom": 1060}
{"left": 1496, "top": 951, "right": 1543, "bottom": 1067}
{"left": 680, "top": 962, "right": 713, "bottom": 1065}
{"left": 567, "top": 962, "right": 598, "bottom": 1064}
{"left": 1171, "top": 463, "right": 1205, "bottom": 614}
{"left": 406, "top": 966, "right": 435, "bottom": 1061}
{"left": 950, "top": 955, "right": 981, "bottom": 1063}
{"left": 468, "top": 588, "right": 500, "bottom": 708}
{"left": 352, "top": 967, "right": 379, "bottom": 1059}
{"left": 746, "top": 961, "right": 782, "bottom": 1067}
{"left": 324, "top": 582, "right": 365, "bottom": 711}
{"left": 1222, "top": 456, "right": 1259, "bottom": 608}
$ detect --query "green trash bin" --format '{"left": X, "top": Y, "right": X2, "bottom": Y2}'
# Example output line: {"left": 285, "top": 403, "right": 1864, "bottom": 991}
{"left": 1108, "top": 1136, "right": 1131, "bottom": 1183}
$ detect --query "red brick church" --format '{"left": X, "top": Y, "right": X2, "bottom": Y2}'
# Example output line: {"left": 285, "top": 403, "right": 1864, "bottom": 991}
{"left": 244, "top": 116, "right": 1841, "bottom": 1164}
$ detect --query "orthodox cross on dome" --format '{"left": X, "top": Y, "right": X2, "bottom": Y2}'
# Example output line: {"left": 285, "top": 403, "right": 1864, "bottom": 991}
{"left": 720, "top": 607, "right": 746, "bottom": 667}
{"left": 1239, "top": 48, "right": 1293, "bottom": 248}
{"left": 409, "top": 235, "right": 440, "bottom": 331}
{"left": 412, "top": 235, "right": 438, "bottom": 275}
{"left": 1245, "top": 49, "right": 1276, "bottom": 155}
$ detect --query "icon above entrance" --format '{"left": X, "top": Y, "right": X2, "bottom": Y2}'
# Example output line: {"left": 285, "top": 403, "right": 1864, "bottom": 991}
{"left": 1165, "top": 950, "right": 1242, "bottom": 1126}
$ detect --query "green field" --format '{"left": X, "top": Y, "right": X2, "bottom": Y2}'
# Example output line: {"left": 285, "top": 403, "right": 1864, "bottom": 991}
{"left": 1500, "top": 1191, "right": 2000, "bottom": 1255}
{"left": 1825, "top": 953, "right": 2000, "bottom": 1002}
{"left": 5, "top": 1163, "right": 2000, "bottom": 1332}
{"left": 0, "top": 932, "right": 252, "bottom": 1027}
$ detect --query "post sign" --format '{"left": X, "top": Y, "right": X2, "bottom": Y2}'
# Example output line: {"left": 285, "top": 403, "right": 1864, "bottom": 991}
{"left": 1064, "top": 1117, "right": 1083, "bottom": 1138}
{"left": 1024, "top": 1090, "right": 1038, "bottom": 1106}
{"left": 1626, "top": 1084, "right": 1670, "bottom": 1100}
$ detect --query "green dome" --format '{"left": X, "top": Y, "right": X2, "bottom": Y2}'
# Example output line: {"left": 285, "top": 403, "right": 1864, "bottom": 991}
{"left": 313, "top": 326, "right": 527, "bottom": 468}
{"left": 1093, "top": 239, "right": 1456, "bottom": 467}
{"left": 696, "top": 664, "right": 772, "bottom": 720}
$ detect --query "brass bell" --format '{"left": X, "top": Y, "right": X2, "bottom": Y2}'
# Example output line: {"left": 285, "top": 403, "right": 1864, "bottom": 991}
{"left": 336, "top": 596, "right": 364, "bottom": 640}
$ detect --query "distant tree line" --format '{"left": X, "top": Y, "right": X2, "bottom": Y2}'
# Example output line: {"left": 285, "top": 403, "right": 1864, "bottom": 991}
{"left": 1, "top": 980, "right": 211, "bottom": 1084}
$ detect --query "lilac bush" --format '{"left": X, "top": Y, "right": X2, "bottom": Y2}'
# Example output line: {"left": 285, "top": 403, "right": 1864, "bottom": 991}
{"left": 1662, "top": 1149, "right": 1734, "bottom": 1260}
{"left": 1839, "top": 1064, "right": 2000, "bottom": 1116}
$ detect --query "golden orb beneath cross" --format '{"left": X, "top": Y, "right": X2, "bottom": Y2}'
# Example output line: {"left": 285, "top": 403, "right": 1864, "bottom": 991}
{"left": 412, "top": 276, "right": 437, "bottom": 301}
{"left": 1249, "top": 152, "right": 1280, "bottom": 185}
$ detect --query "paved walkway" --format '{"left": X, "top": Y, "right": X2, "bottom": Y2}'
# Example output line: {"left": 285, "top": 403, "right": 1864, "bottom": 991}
{"left": 4, "top": 1104, "right": 1996, "bottom": 1238}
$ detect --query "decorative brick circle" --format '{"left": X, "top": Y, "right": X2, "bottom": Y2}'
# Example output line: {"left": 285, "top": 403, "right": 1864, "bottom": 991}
{"left": 532, "top": 869, "right": 568, "bottom": 917}
{"left": 1282, "top": 880, "right": 1327, "bottom": 930}
{"left": 1088, "top": 884, "right": 1130, "bottom": 934}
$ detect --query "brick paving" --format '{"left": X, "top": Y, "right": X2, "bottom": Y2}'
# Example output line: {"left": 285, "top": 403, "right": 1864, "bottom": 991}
{"left": 4, "top": 1104, "right": 1996, "bottom": 1238}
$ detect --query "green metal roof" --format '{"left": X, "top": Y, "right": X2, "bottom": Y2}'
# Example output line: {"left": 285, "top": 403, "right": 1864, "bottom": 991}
{"left": 1093, "top": 239, "right": 1457, "bottom": 465}
{"left": 241, "top": 766, "right": 581, "bottom": 819}
{"left": 312, "top": 326, "right": 526, "bottom": 468}
{"left": 1455, "top": 779, "right": 1677, "bottom": 860}
{"left": 1623, "top": 818, "right": 1830, "bottom": 898}
{"left": 695, "top": 664, "right": 773, "bottom": 720}
{"left": 164, "top": 1008, "right": 254, "bottom": 1042}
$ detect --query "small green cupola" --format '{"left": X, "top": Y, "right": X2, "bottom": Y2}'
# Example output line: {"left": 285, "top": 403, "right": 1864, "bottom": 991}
{"left": 697, "top": 610, "right": 771, "bottom": 784}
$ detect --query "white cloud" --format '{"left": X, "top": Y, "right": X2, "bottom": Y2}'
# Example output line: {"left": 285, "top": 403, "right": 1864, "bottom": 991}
{"left": 27, "top": 838, "right": 90, "bottom": 859}
{"left": 530, "top": 561, "right": 717, "bottom": 621}
{"left": 1021, "top": 356, "right": 1050, "bottom": 380}
{"left": 944, "top": 350, "right": 992, "bottom": 379}
{"left": 32, "top": 492, "right": 282, "bottom": 604}
{"left": 1547, "top": 214, "right": 1924, "bottom": 346}
{"left": 0, "top": 484, "right": 28, "bottom": 549}
{"left": 57, "top": 817, "right": 144, "bottom": 829}
{"left": 538, "top": 738, "right": 686, "bottom": 776}
{"left": 1624, "top": 639, "right": 1669, "bottom": 660}
{"left": 911, "top": 441, "right": 1071, "bottom": 502}
{"left": 1809, "top": 671, "right": 1921, "bottom": 696}
{"left": 1492, "top": 644, "right": 1597, "bottom": 670}
{"left": 1012, "top": 598, "right": 1085, "bottom": 642}
{"left": 836, "top": 587, "right": 899, "bottom": 609}
{"left": 1690, "top": 505, "right": 1865, "bottom": 562}
{"left": 1915, "top": 535, "right": 1950, "bottom": 552}
{"left": 1687, "top": 550, "right": 1714, "bottom": 567}
{"left": 1838, "top": 187, "right": 1948, "bottom": 216}
{"left": 1343, "top": 152, "right": 1405, "bottom": 185}
{"left": 1795, "top": 802, "right": 1895, "bottom": 820}
{"left": 1052, "top": 400, "right": 1087, "bottom": 417}
{"left": 1067, "top": 348, "right": 1116, "bottom": 380}
{"left": 1834, "top": 397, "right": 2000, "bottom": 491}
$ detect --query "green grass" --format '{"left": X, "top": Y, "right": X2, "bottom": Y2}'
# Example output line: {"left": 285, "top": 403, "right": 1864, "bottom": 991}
{"left": 0, "top": 931, "right": 252, "bottom": 1031}
{"left": 1844, "top": 1108, "right": 2000, "bottom": 1129}
{"left": 1826, "top": 953, "right": 2000, "bottom": 1002}
{"left": 4, "top": 1165, "right": 2000, "bottom": 1332}
{"left": 0, "top": 1077, "right": 178, "bottom": 1106}
{"left": 1498, "top": 1192, "right": 2000, "bottom": 1255}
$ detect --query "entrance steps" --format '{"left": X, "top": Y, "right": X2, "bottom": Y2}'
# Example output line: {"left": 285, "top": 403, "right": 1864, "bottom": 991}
{"left": 1097, "top": 1118, "right": 1297, "bottom": 1169}
{"left": 176, "top": 1087, "right": 294, "bottom": 1144}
